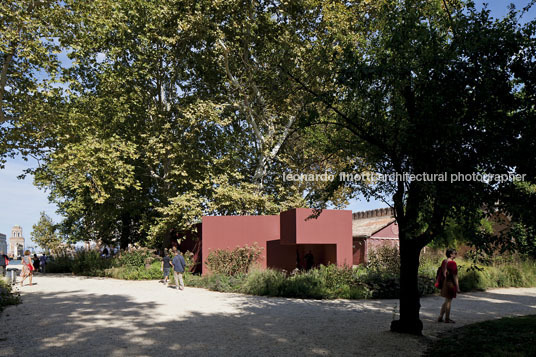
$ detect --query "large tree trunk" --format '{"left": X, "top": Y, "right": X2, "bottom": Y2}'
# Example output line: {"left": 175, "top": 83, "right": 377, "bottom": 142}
{"left": 120, "top": 213, "right": 131, "bottom": 250}
{"left": 390, "top": 237, "right": 423, "bottom": 335}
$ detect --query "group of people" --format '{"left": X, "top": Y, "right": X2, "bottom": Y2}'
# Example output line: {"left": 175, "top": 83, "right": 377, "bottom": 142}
{"left": 160, "top": 246, "right": 186, "bottom": 291}
{"left": 0, "top": 250, "right": 47, "bottom": 287}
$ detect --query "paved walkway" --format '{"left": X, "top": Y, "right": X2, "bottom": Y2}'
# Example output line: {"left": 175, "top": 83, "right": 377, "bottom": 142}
{"left": 1, "top": 275, "right": 535, "bottom": 356}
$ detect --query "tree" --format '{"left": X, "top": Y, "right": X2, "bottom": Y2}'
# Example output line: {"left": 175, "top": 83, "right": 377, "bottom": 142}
{"left": 29, "top": 0, "right": 326, "bottom": 248}
{"left": 31, "top": 211, "right": 62, "bottom": 253}
{"left": 0, "top": 0, "right": 65, "bottom": 166}
{"left": 281, "top": 0, "right": 536, "bottom": 334}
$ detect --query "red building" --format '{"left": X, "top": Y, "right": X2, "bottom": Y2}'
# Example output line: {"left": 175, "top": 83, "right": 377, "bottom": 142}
{"left": 352, "top": 208, "right": 399, "bottom": 265}
{"left": 179, "top": 207, "right": 399, "bottom": 274}
{"left": 180, "top": 208, "right": 351, "bottom": 274}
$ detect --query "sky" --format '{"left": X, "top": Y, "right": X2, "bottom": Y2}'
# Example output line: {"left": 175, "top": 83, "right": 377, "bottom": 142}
{"left": 0, "top": 0, "right": 534, "bottom": 250}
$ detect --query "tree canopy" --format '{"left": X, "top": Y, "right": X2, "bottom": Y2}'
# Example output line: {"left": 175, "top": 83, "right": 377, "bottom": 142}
{"left": 1, "top": 0, "right": 535, "bottom": 335}
{"left": 280, "top": 0, "right": 536, "bottom": 334}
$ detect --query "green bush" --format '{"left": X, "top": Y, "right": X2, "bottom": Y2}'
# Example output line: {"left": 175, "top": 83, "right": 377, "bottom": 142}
{"left": 279, "top": 272, "right": 325, "bottom": 299}
{"left": 367, "top": 246, "right": 400, "bottom": 275}
{"left": 459, "top": 268, "right": 494, "bottom": 291}
{"left": 115, "top": 247, "right": 159, "bottom": 268}
{"left": 206, "top": 243, "right": 263, "bottom": 276}
{"left": 105, "top": 261, "right": 163, "bottom": 280}
{"left": 240, "top": 267, "right": 371, "bottom": 299}
{"left": 0, "top": 279, "right": 21, "bottom": 311}
{"left": 46, "top": 252, "right": 75, "bottom": 273}
{"left": 241, "top": 269, "right": 286, "bottom": 296}
{"left": 71, "top": 249, "right": 113, "bottom": 276}
{"left": 458, "top": 259, "right": 536, "bottom": 292}
{"left": 201, "top": 273, "right": 245, "bottom": 292}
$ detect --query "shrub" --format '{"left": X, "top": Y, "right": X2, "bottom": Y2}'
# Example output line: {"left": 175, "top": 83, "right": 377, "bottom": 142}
{"left": 206, "top": 243, "right": 263, "bottom": 276}
{"left": 105, "top": 261, "right": 162, "bottom": 280}
{"left": 46, "top": 252, "right": 74, "bottom": 273}
{"left": 115, "top": 247, "right": 158, "bottom": 268}
{"left": 459, "top": 268, "right": 494, "bottom": 291}
{"left": 200, "top": 273, "right": 245, "bottom": 292}
{"left": 241, "top": 269, "right": 286, "bottom": 296}
{"left": 71, "top": 249, "right": 113, "bottom": 276}
{"left": 367, "top": 246, "right": 400, "bottom": 275}
{"left": 279, "top": 272, "right": 324, "bottom": 299}
{"left": 0, "top": 279, "right": 21, "bottom": 311}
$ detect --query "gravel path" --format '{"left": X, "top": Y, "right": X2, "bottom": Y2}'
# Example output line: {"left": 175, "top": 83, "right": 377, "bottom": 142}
{"left": 1, "top": 275, "right": 535, "bottom": 356}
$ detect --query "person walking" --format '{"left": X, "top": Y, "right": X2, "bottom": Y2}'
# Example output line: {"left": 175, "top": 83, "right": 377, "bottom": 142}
{"left": 33, "top": 254, "right": 40, "bottom": 274}
{"left": 39, "top": 253, "right": 47, "bottom": 273}
{"left": 438, "top": 248, "right": 461, "bottom": 323}
{"left": 170, "top": 250, "right": 186, "bottom": 291}
{"left": 161, "top": 251, "right": 171, "bottom": 285}
{"left": 20, "top": 250, "right": 35, "bottom": 287}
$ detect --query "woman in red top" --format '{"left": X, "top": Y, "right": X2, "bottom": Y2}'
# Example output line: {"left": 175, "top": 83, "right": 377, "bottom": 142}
{"left": 438, "top": 248, "right": 461, "bottom": 323}
{"left": 20, "top": 250, "right": 35, "bottom": 287}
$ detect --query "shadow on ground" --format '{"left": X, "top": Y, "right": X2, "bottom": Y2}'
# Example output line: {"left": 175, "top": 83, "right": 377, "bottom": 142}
{"left": 0, "top": 288, "right": 419, "bottom": 356}
{"left": 1, "top": 280, "right": 534, "bottom": 356}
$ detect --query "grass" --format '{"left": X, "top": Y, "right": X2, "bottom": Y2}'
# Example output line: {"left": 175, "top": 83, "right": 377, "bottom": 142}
{"left": 425, "top": 315, "right": 536, "bottom": 357}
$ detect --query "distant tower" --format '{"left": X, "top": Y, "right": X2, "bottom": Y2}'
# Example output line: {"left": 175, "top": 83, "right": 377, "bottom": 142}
{"left": 0, "top": 232, "right": 6, "bottom": 255}
{"left": 9, "top": 225, "right": 25, "bottom": 258}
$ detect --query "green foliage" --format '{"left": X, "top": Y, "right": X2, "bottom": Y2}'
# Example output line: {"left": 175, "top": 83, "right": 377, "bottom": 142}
{"left": 45, "top": 245, "right": 200, "bottom": 281}
{"left": 458, "top": 259, "right": 536, "bottom": 292}
{"left": 279, "top": 273, "right": 325, "bottom": 299}
{"left": 46, "top": 249, "right": 75, "bottom": 274}
{"left": 367, "top": 246, "right": 400, "bottom": 275}
{"left": 0, "top": 279, "right": 21, "bottom": 312}
{"left": 115, "top": 246, "right": 158, "bottom": 268}
{"left": 509, "top": 223, "right": 536, "bottom": 259}
{"left": 196, "top": 253, "right": 536, "bottom": 300}
{"left": 202, "top": 264, "right": 431, "bottom": 300}
{"left": 206, "top": 244, "right": 263, "bottom": 276}
{"left": 241, "top": 269, "right": 287, "bottom": 296}
{"left": 425, "top": 315, "right": 536, "bottom": 357}
{"left": 104, "top": 261, "right": 162, "bottom": 280}
{"left": 30, "top": 212, "right": 62, "bottom": 253}
{"left": 70, "top": 250, "right": 113, "bottom": 276}
{"left": 0, "top": 0, "right": 65, "bottom": 164}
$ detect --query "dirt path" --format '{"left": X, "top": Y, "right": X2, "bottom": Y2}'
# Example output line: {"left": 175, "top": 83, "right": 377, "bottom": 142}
{"left": 1, "top": 275, "right": 535, "bottom": 356}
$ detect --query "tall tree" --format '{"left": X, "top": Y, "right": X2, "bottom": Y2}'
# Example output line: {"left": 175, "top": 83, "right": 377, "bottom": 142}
{"left": 0, "top": 0, "right": 65, "bottom": 165}
{"left": 282, "top": 0, "right": 536, "bottom": 334}
{"left": 30, "top": 0, "right": 325, "bottom": 248}
{"left": 31, "top": 211, "right": 62, "bottom": 253}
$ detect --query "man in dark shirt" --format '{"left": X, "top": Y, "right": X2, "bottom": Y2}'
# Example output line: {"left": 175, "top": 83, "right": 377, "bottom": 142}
{"left": 161, "top": 251, "right": 171, "bottom": 285}
{"left": 170, "top": 250, "right": 186, "bottom": 290}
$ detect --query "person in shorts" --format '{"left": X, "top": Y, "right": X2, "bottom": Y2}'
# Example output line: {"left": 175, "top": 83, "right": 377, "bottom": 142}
{"left": 161, "top": 251, "right": 171, "bottom": 285}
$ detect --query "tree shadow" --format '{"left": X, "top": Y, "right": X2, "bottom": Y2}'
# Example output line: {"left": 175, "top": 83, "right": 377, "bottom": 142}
{"left": 419, "top": 289, "right": 536, "bottom": 337}
{"left": 1, "top": 283, "right": 534, "bottom": 356}
{"left": 0, "top": 286, "right": 427, "bottom": 356}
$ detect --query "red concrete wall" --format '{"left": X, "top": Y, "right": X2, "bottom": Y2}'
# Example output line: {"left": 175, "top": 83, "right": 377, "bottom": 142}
{"left": 281, "top": 208, "right": 352, "bottom": 267}
{"left": 279, "top": 209, "right": 297, "bottom": 245}
{"left": 201, "top": 208, "right": 353, "bottom": 274}
{"left": 266, "top": 240, "right": 298, "bottom": 272}
{"left": 370, "top": 221, "right": 399, "bottom": 239}
{"left": 201, "top": 215, "right": 280, "bottom": 274}
{"left": 366, "top": 238, "right": 399, "bottom": 254}
{"left": 353, "top": 238, "right": 366, "bottom": 265}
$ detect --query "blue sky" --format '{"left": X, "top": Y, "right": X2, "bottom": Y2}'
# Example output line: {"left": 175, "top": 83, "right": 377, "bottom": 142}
{"left": 0, "top": 0, "right": 533, "bottom": 249}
